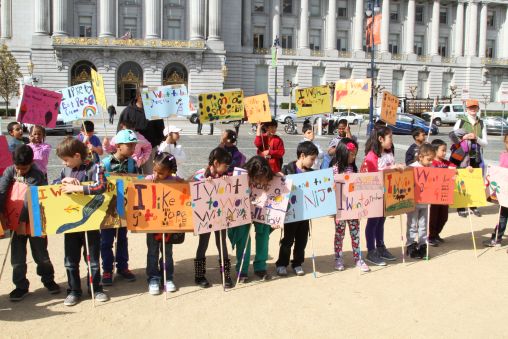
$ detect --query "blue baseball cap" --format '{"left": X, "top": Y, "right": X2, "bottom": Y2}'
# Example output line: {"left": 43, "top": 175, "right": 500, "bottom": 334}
{"left": 113, "top": 129, "right": 138, "bottom": 144}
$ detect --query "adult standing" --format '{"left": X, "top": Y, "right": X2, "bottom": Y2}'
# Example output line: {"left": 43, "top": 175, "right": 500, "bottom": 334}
{"left": 107, "top": 105, "right": 116, "bottom": 124}
{"left": 450, "top": 99, "right": 487, "bottom": 217}
{"left": 197, "top": 117, "right": 214, "bottom": 135}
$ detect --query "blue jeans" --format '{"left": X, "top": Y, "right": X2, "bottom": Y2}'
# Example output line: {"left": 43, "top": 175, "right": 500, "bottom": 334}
{"left": 146, "top": 234, "right": 174, "bottom": 282}
{"left": 101, "top": 228, "right": 129, "bottom": 273}
{"left": 365, "top": 217, "right": 386, "bottom": 251}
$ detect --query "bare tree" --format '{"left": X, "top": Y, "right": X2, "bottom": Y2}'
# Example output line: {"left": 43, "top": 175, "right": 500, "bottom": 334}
{"left": 0, "top": 44, "right": 22, "bottom": 117}
{"left": 408, "top": 85, "right": 418, "bottom": 99}
{"left": 480, "top": 94, "right": 490, "bottom": 117}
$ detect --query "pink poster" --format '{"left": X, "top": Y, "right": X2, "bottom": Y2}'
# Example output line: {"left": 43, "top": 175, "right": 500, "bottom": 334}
{"left": 17, "top": 85, "right": 62, "bottom": 128}
{"left": 0, "top": 135, "right": 12, "bottom": 175}
{"left": 486, "top": 165, "right": 508, "bottom": 207}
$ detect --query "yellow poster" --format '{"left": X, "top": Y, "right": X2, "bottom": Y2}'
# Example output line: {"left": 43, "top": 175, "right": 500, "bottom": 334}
{"left": 244, "top": 93, "right": 271, "bottom": 123}
{"left": 198, "top": 89, "right": 244, "bottom": 122}
{"left": 450, "top": 169, "right": 488, "bottom": 208}
{"left": 91, "top": 69, "right": 107, "bottom": 113}
{"left": 294, "top": 85, "right": 331, "bottom": 117}
{"left": 333, "top": 79, "right": 371, "bottom": 110}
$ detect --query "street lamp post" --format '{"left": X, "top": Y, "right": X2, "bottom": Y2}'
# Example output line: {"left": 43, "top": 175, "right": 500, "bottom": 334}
{"left": 366, "top": 0, "right": 381, "bottom": 135}
{"left": 272, "top": 37, "right": 280, "bottom": 118}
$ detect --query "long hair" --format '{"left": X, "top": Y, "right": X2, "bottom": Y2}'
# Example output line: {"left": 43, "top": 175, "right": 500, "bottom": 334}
{"left": 204, "top": 147, "right": 232, "bottom": 177}
{"left": 243, "top": 155, "right": 274, "bottom": 183}
{"left": 365, "top": 126, "right": 393, "bottom": 156}
{"left": 331, "top": 138, "right": 358, "bottom": 173}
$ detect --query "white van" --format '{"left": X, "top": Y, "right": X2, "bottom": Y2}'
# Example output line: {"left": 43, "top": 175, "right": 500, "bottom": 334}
{"left": 421, "top": 104, "right": 465, "bottom": 126}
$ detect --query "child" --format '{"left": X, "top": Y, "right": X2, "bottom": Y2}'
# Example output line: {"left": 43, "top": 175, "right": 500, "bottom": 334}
{"left": 483, "top": 134, "right": 508, "bottom": 247}
{"left": 428, "top": 139, "right": 455, "bottom": 245}
{"left": 158, "top": 126, "right": 186, "bottom": 177}
{"left": 144, "top": 152, "right": 180, "bottom": 294}
{"left": 7, "top": 122, "right": 29, "bottom": 153}
{"left": 301, "top": 123, "right": 324, "bottom": 170}
{"left": 103, "top": 120, "right": 152, "bottom": 168}
{"left": 254, "top": 119, "right": 285, "bottom": 173}
{"left": 100, "top": 129, "right": 139, "bottom": 286}
{"left": 219, "top": 129, "right": 246, "bottom": 174}
{"left": 0, "top": 145, "right": 60, "bottom": 301}
{"left": 193, "top": 147, "right": 233, "bottom": 288}
{"left": 331, "top": 138, "right": 370, "bottom": 272}
{"left": 361, "top": 126, "right": 401, "bottom": 266}
{"left": 54, "top": 137, "right": 109, "bottom": 306}
{"left": 405, "top": 127, "right": 425, "bottom": 165}
{"left": 276, "top": 141, "right": 318, "bottom": 276}
{"left": 77, "top": 120, "right": 103, "bottom": 164}
{"left": 406, "top": 143, "right": 435, "bottom": 258}
{"left": 28, "top": 125, "right": 51, "bottom": 176}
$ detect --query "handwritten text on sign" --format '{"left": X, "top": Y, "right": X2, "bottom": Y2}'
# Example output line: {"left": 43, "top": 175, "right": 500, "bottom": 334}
{"left": 190, "top": 174, "right": 251, "bottom": 234}
{"left": 383, "top": 168, "right": 416, "bottom": 216}
{"left": 244, "top": 94, "right": 272, "bottom": 123}
{"left": 17, "top": 85, "right": 62, "bottom": 128}
{"left": 413, "top": 167, "right": 455, "bottom": 205}
{"left": 141, "top": 85, "right": 190, "bottom": 119}
{"left": 450, "top": 168, "right": 488, "bottom": 208}
{"left": 295, "top": 85, "right": 332, "bottom": 117}
{"left": 91, "top": 69, "right": 107, "bottom": 112}
{"left": 58, "top": 82, "right": 98, "bottom": 123}
{"left": 198, "top": 89, "right": 244, "bottom": 122}
{"left": 333, "top": 79, "right": 371, "bottom": 110}
{"left": 380, "top": 91, "right": 399, "bottom": 125}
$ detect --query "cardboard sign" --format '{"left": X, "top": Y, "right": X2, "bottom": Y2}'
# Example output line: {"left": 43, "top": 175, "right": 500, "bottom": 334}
{"left": 334, "top": 172, "right": 384, "bottom": 221}
{"left": 125, "top": 180, "right": 194, "bottom": 233}
{"left": 57, "top": 82, "right": 98, "bottom": 123}
{"left": 413, "top": 167, "right": 455, "bottom": 205}
{"left": 198, "top": 89, "right": 244, "bottom": 122}
{"left": 91, "top": 69, "right": 107, "bottom": 113}
{"left": 17, "top": 85, "right": 62, "bottom": 128}
{"left": 5, "top": 182, "right": 29, "bottom": 234}
{"left": 141, "top": 85, "right": 190, "bottom": 119}
{"left": 285, "top": 168, "right": 336, "bottom": 223}
{"left": 294, "top": 85, "right": 332, "bottom": 117}
{"left": 333, "top": 79, "right": 371, "bottom": 110}
{"left": 244, "top": 94, "right": 271, "bottom": 123}
{"left": 383, "top": 168, "right": 416, "bottom": 216}
{"left": 190, "top": 174, "right": 251, "bottom": 234}
{"left": 0, "top": 135, "right": 12, "bottom": 175}
{"left": 451, "top": 168, "right": 488, "bottom": 208}
{"left": 486, "top": 166, "right": 508, "bottom": 206}
{"left": 380, "top": 91, "right": 399, "bottom": 125}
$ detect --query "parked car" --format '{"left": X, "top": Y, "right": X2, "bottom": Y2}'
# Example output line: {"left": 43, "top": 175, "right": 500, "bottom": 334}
{"left": 187, "top": 95, "right": 199, "bottom": 124}
{"left": 275, "top": 110, "right": 328, "bottom": 125}
{"left": 484, "top": 116, "right": 508, "bottom": 135}
{"left": 332, "top": 112, "right": 365, "bottom": 125}
{"left": 421, "top": 104, "right": 465, "bottom": 126}
{"left": 23, "top": 113, "right": 77, "bottom": 135}
{"left": 372, "top": 113, "right": 439, "bottom": 135}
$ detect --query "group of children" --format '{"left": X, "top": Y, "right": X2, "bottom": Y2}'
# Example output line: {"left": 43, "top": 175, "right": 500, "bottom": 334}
{"left": 1, "top": 117, "right": 507, "bottom": 306}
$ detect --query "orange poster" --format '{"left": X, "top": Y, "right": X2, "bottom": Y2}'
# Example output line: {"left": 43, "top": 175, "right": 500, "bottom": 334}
{"left": 244, "top": 94, "right": 271, "bottom": 123}
{"left": 413, "top": 167, "right": 455, "bottom": 205}
{"left": 380, "top": 91, "right": 399, "bottom": 125}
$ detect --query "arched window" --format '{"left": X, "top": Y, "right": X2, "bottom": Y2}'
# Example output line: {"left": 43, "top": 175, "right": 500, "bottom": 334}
{"left": 70, "top": 61, "right": 97, "bottom": 86}
{"left": 117, "top": 61, "right": 143, "bottom": 106}
{"left": 162, "top": 63, "right": 188, "bottom": 86}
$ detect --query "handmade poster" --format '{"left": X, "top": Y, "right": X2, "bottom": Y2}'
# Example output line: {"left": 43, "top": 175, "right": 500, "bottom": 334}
{"left": 383, "top": 168, "right": 416, "bottom": 216}
{"left": 486, "top": 166, "right": 508, "bottom": 206}
{"left": 233, "top": 167, "right": 292, "bottom": 228}
{"left": 125, "top": 180, "right": 194, "bottom": 233}
{"left": 294, "top": 85, "right": 332, "bottom": 117}
{"left": 285, "top": 168, "right": 336, "bottom": 223}
{"left": 141, "top": 84, "right": 190, "bottom": 119}
{"left": 104, "top": 174, "right": 143, "bottom": 227}
{"left": 0, "top": 135, "right": 12, "bottom": 175}
{"left": 198, "top": 89, "right": 244, "bottom": 122}
{"left": 413, "top": 167, "right": 455, "bottom": 205}
{"left": 4, "top": 182, "right": 30, "bottom": 234}
{"left": 28, "top": 184, "right": 117, "bottom": 236}
{"left": 58, "top": 82, "right": 98, "bottom": 123}
{"left": 244, "top": 94, "right": 271, "bottom": 123}
{"left": 91, "top": 69, "right": 107, "bottom": 113}
{"left": 451, "top": 168, "right": 488, "bottom": 208}
{"left": 16, "top": 85, "right": 62, "bottom": 128}
{"left": 190, "top": 174, "right": 251, "bottom": 234}
{"left": 380, "top": 91, "right": 399, "bottom": 125}
{"left": 334, "top": 172, "right": 384, "bottom": 221}
{"left": 333, "top": 79, "right": 371, "bottom": 110}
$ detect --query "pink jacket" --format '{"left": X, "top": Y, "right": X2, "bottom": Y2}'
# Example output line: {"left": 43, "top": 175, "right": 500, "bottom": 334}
{"left": 28, "top": 142, "right": 51, "bottom": 174}
{"left": 500, "top": 152, "right": 508, "bottom": 168}
{"left": 103, "top": 131, "right": 152, "bottom": 167}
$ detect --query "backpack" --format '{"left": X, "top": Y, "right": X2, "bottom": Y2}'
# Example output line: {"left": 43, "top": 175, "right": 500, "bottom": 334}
{"left": 102, "top": 156, "right": 136, "bottom": 173}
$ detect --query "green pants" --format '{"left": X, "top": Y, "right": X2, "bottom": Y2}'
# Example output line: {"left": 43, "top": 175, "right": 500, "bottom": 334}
{"left": 253, "top": 223, "right": 271, "bottom": 272}
{"left": 227, "top": 223, "right": 271, "bottom": 274}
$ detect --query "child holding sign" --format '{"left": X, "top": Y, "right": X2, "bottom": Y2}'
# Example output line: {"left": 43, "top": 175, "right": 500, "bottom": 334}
{"left": 254, "top": 120, "right": 285, "bottom": 173}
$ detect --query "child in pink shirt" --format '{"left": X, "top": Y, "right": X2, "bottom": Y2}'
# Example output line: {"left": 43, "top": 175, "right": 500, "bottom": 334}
{"left": 103, "top": 122, "right": 152, "bottom": 168}
{"left": 27, "top": 125, "right": 51, "bottom": 175}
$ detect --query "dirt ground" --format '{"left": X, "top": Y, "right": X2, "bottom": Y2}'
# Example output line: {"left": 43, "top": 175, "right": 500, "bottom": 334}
{"left": 0, "top": 204, "right": 506, "bottom": 338}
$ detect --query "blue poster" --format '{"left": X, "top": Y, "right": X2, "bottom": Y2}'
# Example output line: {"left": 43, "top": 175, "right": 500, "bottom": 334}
{"left": 57, "top": 82, "right": 98, "bottom": 123}
{"left": 284, "top": 168, "right": 337, "bottom": 223}
{"left": 142, "top": 84, "right": 190, "bottom": 119}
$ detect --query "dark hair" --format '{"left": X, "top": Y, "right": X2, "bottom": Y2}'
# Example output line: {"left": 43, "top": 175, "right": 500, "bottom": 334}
{"left": 81, "top": 120, "right": 95, "bottom": 132}
{"left": 223, "top": 129, "right": 237, "bottom": 144}
{"left": 411, "top": 127, "right": 425, "bottom": 139}
{"left": 264, "top": 119, "right": 278, "bottom": 128}
{"left": 13, "top": 144, "right": 34, "bottom": 166}
{"left": 418, "top": 143, "right": 436, "bottom": 157}
{"left": 121, "top": 119, "right": 136, "bottom": 130}
{"left": 331, "top": 138, "right": 358, "bottom": 173}
{"left": 365, "top": 126, "right": 393, "bottom": 156}
{"left": 297, "top": 141, "right": 319, "bottom": 158}
{"left": 302, "top": 123, "right": 313, "bottom": 134}
{"left": 153, "top": 151, "right": 178, "bottom": 174}
{"left": 243, "top": 156, "right": 274, "bottom": 183}
{"left": 205, "top": 147, "right": 232, "bottom": 177}
{"left": 431, "top": 138, "right": 447, "bottom": 149}
{"left": 7, "top": 122, "right": 21, "bottom": 133}
{"left": 56, "top": 136, "right": 88, "bottom": 160}
{"left": 29, "top": 125, "right": 46, "bottom": 139}
{"left": 337, "top": 119, "right": 348, "bottom": 126}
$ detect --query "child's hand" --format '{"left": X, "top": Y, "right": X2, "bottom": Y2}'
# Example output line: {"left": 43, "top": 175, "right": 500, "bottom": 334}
{"left": 205, "top": 177, "right": 213, "bottom": 182}
{"left": 87, "top": 143, "right": 94, "bottom": 151}
{"left": 393, "top": 164, "right": 406, "bottom": 172}
{"left": 61, "top": 183, "right": 84, "bottom": 193}
{"left": 271, "top": 224, "right": 281, "bottom": 230}
{"left": 274, "top": 172, "right": 284, "bottom": 177}
{"left": 103, "top": 137, "right": 110, "bottom": 148}
{"left": 467, "top": 166, "right": 474, "bottom": 173}
{"left": 61, "top": 177, "right": 80, "bottom": 185}
{"left": 222, "top": 175, "right": 229, "bottom": 180}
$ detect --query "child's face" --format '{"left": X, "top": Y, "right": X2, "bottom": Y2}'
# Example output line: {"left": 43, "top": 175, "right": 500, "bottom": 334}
{"left": 170, "top": 132, "right": 180, "bottom": 142}
{"left": 348, "top": 149, "right": 357, "bottom": 165}
{"left": 337, "top": 123, "right": 347, "bottom": 137}
{"left": 435, "top": 145, "right": 447, "bottom": 160}
{"left": 9, "top": 124, "right": 23, "bottom": 139}
{"left": 415, "top": 132, "right": 426, "bottom": 144}
{"left": 81, "top": 131, "right": 94, "bottom": 138}
{"left": 15, "top": 163, "right": 32, "bottom": 176}
{"left": 213, "top": 160, "right": 229, "bottom": 176}
{"left": 304, "top": 129, "right": 315, "bottom": 141}
{"left": 300, "top": 154, "right": 317, "bottom": 169}
{"left": 30, "top": 128, "right": 44, "bottom": 144}
{"left": 220, "top": 131, "right": 231, "bottom": 145}
{"left": 61, "top": 154, "right": 83, "bottom": 168}
{"left": 379, "top": 133, "right": 393, "bottom": 151}
{"left": 265, "top": 125, "right": 277, "bottom": 136}
{"left": 116, "top": 143, "right": 136, "bottom": 158}
{"left": 419, "top": 153, "right": 435, "bottom": 167}
{"left": 152, "top": 164, "right": 174, "bottom": 181}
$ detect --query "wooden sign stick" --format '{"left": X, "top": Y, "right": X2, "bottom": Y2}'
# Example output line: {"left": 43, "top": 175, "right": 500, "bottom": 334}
{"left": 84, "top": 232, "right": 96, "bottom": 307}
{"left": 235, "top": 224, "right": 252, "bottom": 287}
{"left": 309, "top": 220, "right": 317, "bottom": 278}
{"left": 426, "top": 207, "right": 431, "bottom": 260}
{"left": 399, "top": 215, "right": 406, "bottom": 264}
{"left": 218, "top": 229, "right": 227, "bottom": 291}
{"left": 0, "top": 235, "right": 13, "bottom": 282}
{"left": 467, "top": 211, "right": 479, "bottom": 260}
{"left": 162, "top": 233, "right": 167, "bottom": 300}
{"left": 113, "top": 228, "right": 119, "bottom": 272}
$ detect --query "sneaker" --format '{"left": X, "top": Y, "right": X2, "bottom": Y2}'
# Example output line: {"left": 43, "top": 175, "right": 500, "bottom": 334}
{"left": 102, "top": 272, "right": 113, "bottom": 286}
{"left": 118, "top": 269, "right": 136, "bottom": 282}
{"left": 254, "top": 270, "right": 272, "bottom": 281}
{"left": 293, "top": 266, "right": 305, "bottom": 276}
{"left": 355, "top": 259, "right": 370, "bottom": 272}
{"left": 334, "top": 257, "right": 345, "bottom": 271}
{"left": 94, "top": 291, "right": 110, "bottom": 302}
{"left": 238, "top": 273, "right": 249, "bottom": 284}
{"left": 366, "top": 250, "right": 386, "bottom": 266}
{"left": 165, "top": 280, "right": 177, "bottom": 293}
{"left": 483, "top": 239, "right": 501, "bottom": 247}
{"left": 148, "top": 279, "right": 161, "bottom": 295}
{"left": 276, "top": 266, "right": 287, "bottom": 276}
{"left": 44, "top": 281, "right": 61, "bottom": 295}
{"left": 377, "top": 246, "right": 396, "bottom": 261}
{"left": 436, "top": 236, "right": 445, "bottom": 243}
{"left": 428, "top": 238, "right": 439, "bottom": 247}
{"left": 458, "top": 210, "right": 468, "bottom": 217}
{"left": 63, "top": 294, "right": 80, "bottom": 306}
{"left": 418, "top": 244, "right": 428, "bottom": 259}
{"left": 471, "top": 208, "right": 482, "bottom": 217}
{"left": 407, "top": 243, "right": 422, "bottom": 259}
{"left": 9, "top": 288, "right": 28, "bottom": 302}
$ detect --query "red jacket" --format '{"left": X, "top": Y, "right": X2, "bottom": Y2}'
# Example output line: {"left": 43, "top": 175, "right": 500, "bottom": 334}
{"left": 254, "top": 134, "right": 285, "bottom": 173}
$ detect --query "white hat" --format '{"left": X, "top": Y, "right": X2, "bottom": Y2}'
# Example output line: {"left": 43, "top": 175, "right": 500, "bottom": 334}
{"left": 163, "top": 126, "right": 182, "bottom": 136}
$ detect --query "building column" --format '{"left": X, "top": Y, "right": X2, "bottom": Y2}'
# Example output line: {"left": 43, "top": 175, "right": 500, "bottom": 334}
{"left": 504, "top": 6, "right": 508, "bottom": 58}
{"left": 380, "top": 0, "right": 390, "bottom": 53}
{"left": 242, "top": 0, "right": 252, "bottom": 48}
{"left": 190, "top": 0, "right": 205, "bottom": 40}
{"left": 478, "top": 2, "right": 488, "bottom": 58}
{"left": 454, "top": 1, "right": 464, "bottom": 57}
{"left": 33, "top": 0, "right": 49, "bottom": 36}
{"left": 272, "top": 0, "right": 281, "bottom": 44}
{"left": 0, "top": 0, "right": 12, "bottom": 39}
{"left": 326, "top": 0, "right": 337, "bottom": 51}
{"left": 466, "top": 1, "right": 478, "bottom": 57}
{"left": 406, "top": 0, "right": 415, "bottom": 54}
{"left": 352, "top": 0, "right": 364, "bottom": 52}
{"left": 208, "top": 0, "right": 221, "bottom": 40}
{"left": 99, "top": 0, "right": 116, "bottom": 38}
{"left": 145, "top": 0, "right": 161, "bottom": 39}
{"left": 430, "top": 0, "right": 440, "bottom": 56}
{"left": 52, "top": 0, "right": 67, "bottom": 37}
{"left": 298, "top": 0, "right": 309, "bottom": 49}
